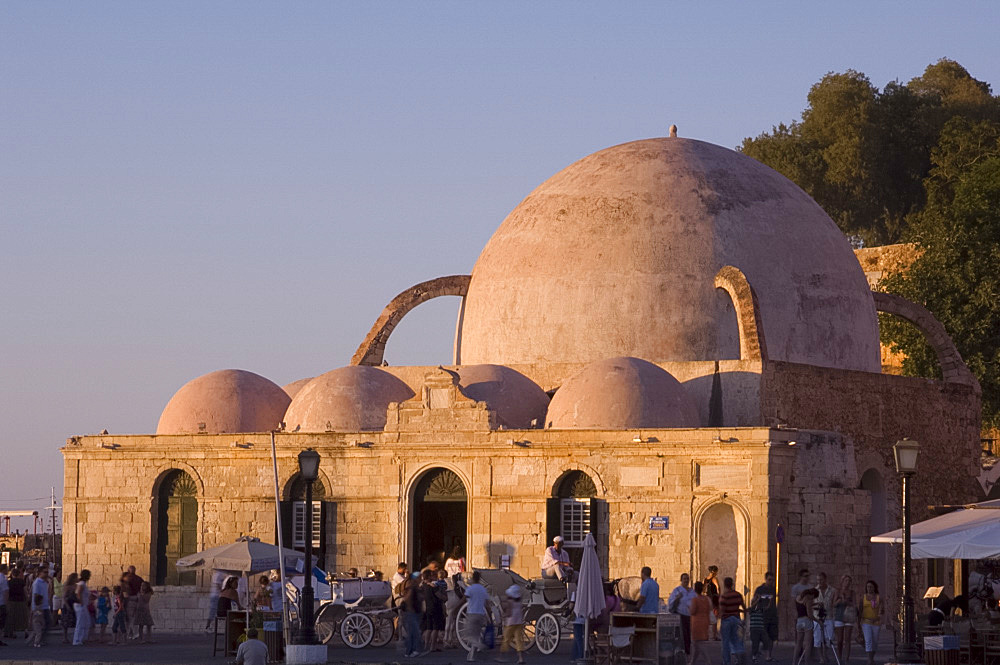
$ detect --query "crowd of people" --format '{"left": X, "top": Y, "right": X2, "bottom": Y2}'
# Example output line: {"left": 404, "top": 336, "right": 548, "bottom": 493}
{"left": 0, "top": 561, "right": 155, "bottom": 649}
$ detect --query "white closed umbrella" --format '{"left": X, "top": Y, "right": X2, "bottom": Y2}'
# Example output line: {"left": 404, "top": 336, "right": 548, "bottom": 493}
{"left": 574, "top": 533, "right": 605, "bottom": 659}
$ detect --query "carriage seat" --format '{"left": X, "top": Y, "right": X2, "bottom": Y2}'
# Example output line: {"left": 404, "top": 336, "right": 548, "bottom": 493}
{"left": 531, "top": 577, "right": 568, "bottom": 605}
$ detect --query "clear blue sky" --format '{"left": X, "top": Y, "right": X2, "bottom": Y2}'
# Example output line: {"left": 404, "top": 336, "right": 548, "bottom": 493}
{"left": 2, "top": 1, "right": 999, "bottom": 526}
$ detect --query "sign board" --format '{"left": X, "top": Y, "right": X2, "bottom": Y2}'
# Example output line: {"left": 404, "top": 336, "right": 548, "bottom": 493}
{"left": 263, "top": 620, "right": 280, "bottom": 632}
{"left": 0, "top": 551, "right": 8, "bottom": 565}
{"left": 776, "top": 524, "right": 785, "bottom": 544}
{"left": 499, "top": 554, "right": 510, "bottom": 569}
{"left": 648, "top": 516, "right": 669, "bottom": 531}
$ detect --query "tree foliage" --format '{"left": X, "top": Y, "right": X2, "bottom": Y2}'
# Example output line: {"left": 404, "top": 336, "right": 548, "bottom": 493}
{"left": 743, "top": 59, "right": 1000, "bottom": 429}
{"left": 741, "top": 59, "right": 999, "bottom": 246}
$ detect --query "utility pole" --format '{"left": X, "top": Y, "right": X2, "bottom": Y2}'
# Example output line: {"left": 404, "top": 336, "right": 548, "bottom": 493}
{"left": 45, "top": 488, "right": 60, "bottom": 563}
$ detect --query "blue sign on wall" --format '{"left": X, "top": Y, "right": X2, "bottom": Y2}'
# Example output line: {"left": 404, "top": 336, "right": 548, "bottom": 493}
{"left": 648, "top": 516, "right": 669, "bottom": 530}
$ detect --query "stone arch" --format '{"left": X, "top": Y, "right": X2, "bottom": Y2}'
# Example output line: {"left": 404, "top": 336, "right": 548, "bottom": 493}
{"left": 546, "top": 466, "right": 608, "bottom": 574}
{"left": 872, "top": 291, "right": 979, "bottom": 390}
{"left": 546, "top": 462, "right": 607, "bottom": 497}
{"left": 694, "top": 496, "right": 752, "bottom": 597}
{"left": 405, "top": 465, "right": 471, "bottom": 571}
{"left": 151, "top": 461, "right": 206, "bottom": 497}
{"left": 280, "top": 468, "right": 332, "bottom": 502}
{"left": 351, "top": 275, "right": 472, "bottom": 366}
{"left": 150, "top": 468, "right": 200, "bottom": 586}
{"left": 714, "top": 266, "right": 768, "bottom": 362}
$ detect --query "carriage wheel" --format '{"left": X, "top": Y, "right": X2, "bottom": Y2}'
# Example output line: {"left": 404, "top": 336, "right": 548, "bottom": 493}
{"left": 340, "top": 612, "right": 375, "bottom": 648}
{"left": 521, "top": 618, "right": 537, "bottom": 652}
{"left": 370, "top": 613, "right": 395, "bottom": 647}
{"left": 314, "top": 615, "right": 337, "bottom": 645}
{"left": 455, "top": 604, "right": 473, "bottom": 652}
{"left": 533, "top": 612, "right": 561, "bottom": 655}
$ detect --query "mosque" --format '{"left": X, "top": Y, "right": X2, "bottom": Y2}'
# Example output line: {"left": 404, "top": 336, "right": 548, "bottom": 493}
{"left": 62, "top": 134, "right": 983, "bottom": 633}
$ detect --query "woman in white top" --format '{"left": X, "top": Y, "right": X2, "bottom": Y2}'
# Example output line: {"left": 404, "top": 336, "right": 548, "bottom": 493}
{"left": 444, "top": 546, "right": 465, "bottom": 577}
{"left": 72, "top": 569, "right": 93, "bottom": 646}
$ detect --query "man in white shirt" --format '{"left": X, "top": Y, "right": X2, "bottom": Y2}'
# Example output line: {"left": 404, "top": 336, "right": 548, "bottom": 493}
{"left": 28, "top": 567, "right": 50, "bottom": 647}
{"left": 541, "top": 536, "right": 574, "bottom": 582}
{"left": 463, "top": 571, "right": 490, "bottom": 662}
{"left": 235, "top": 627, "right": 268, "bottom": 665}
{"left": 667, "top": 573, "right": 696, "bottom": 654}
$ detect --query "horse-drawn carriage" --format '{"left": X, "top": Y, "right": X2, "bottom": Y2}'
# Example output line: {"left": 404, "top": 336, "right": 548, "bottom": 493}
{"left": 312, "top": 576, "right": 396, "bottom": 648}
{"left": 454, "top": 568, "right": 581, "bottom": 655}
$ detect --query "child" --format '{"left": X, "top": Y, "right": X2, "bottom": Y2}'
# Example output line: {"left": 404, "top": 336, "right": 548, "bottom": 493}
{"left": 96, "top": 587, "right": 111, "bottom": 643}
{"left": 111, "top": 585, "right": 128, "bottom": 645}
{"left": 748, "top": 596, "right": 769, "bottom": 665}
{"left": 135, "top": 582, "right": 155, "bottom": 643}
{"left": 499, "top": 584, "right": 526, "bottom": 664}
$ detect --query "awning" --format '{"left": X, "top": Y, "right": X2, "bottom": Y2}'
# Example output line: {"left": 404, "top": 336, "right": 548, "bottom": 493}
{"left": 871, "top": 499, "right": 1000, "bottom": 559}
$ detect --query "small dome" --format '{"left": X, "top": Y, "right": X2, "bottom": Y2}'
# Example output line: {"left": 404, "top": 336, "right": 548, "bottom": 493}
{"left": 456, "top": 364, "right": 549, "bottom": 429}
{"left": 156, "top": 369, "right": 291, "bottom": 435}
{"left": 282, "top": 377, "right": 313, "bottom": 400}
{"left": 546, "top": 357, "right": 700, "bottom": 429}
{"left": 284, "top": 366, "right": 415, "bottom": 432}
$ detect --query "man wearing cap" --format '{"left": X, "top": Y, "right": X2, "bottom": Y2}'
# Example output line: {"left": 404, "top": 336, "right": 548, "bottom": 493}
{"left": 541, "top": 536, "right": 574, "bottom": 583}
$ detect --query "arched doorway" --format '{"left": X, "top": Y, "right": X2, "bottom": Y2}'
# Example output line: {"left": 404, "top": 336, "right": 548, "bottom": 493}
{"left": 861, "top": 468, "right": 887, "bottom": 590}
{"left": 548, "top": 470, "right": 607, "bottom": 574}
{"left": 412, "top": 468, "right": 467, "bottom": 571}
{"left": 152, "top": 470, "right": 198, "bottom": 586}
{"left": 699, "top": 502, "right": 746, "bottom": 595}
{"left": 280, "top": 474, "right": 329, "bottom": 571}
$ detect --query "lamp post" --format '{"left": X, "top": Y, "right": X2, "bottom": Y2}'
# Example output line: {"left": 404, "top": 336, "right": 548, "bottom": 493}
{"left": 893, "top": 438, "right": 922, "bottom": 664}
{"left": 295, "top": 448, "right": 321, "bottom": 645}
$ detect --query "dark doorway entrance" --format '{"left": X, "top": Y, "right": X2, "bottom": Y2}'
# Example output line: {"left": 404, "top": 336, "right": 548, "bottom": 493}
{"left": 153, "top": 470, "right": 198, "bottom": 586}
{"left": 412, "top": 468, "right": 467, "bottom": 571}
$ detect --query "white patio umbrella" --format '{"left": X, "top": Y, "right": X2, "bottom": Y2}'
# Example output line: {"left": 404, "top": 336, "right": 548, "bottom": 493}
{"left": 872, "top": 499, "right": 1000, "bottom": 559}
{"left": 574, "top": 533, "right": 606, "bottom": 659}
{"left": 176, "top": 536, "right": 305, "bottom": 624}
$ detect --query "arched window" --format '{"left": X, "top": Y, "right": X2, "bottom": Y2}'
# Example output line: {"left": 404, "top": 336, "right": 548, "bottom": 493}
{"left": 152, "top": 470, "right": 198, "bottom": 586}
{"left": 281, "top": 474, "right": 329, "bottom": 569}
{"left": 547, "top": 470, "right": 606, "bottom": 573}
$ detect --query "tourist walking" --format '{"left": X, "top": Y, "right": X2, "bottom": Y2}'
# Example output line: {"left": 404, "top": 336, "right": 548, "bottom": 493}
{"left": 111, "top": 585, "right": 127, "bottom": 644}
{"left": 28, "top": 567, "right": 50, "bottom": 646}
{"left": 463, "top": 571, "right": 489, "bottom": 662}
{"left": 72, "top": 569, "right": 92, "bottom": 645}
{"left": 751, "top": 572, "right": 778, "bottom": 662}
{"left": 688, "top": 581, "right": 713, "bottom": 665}
{"left": 400, "top": 572, "right": 425, "bottom": 657}
{"left": 499, "top": 584, "right": 527, "bottom": 664}
{"left": 718, "top": 577, "right": 746, "bottom": 665}
{"left": 135, "top": 582, "right": 155, "bottom": 643}
{"left": 60, "top": 572, "right": 78, "bottom": 643}
{"left": 667, "top": 573, "right": 696, "bottom": 653}
{"left": 859, "top": 580, "right": 883, "bottom": 665}
{"left": 637, "top": 567, "right": 660, "bottom": 614}
{"left": 703, "top": 565, "right": 720, "bottom": 640}
{"left": 833, "top": 574, "right": 857, "bottom": 663}
{"left": 120, "top": 565, "right": 144, "bottom": 639}
{"left": 204, "top": 570, "right": 226, "bottom": 631}
{"left": 4, "top": 567, "right": 28, "bottom": 639}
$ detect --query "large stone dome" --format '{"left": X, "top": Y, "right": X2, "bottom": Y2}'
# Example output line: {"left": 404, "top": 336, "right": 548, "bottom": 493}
{"left": 156, "top": 369, "right": 291, "bottom": 435}
{"left": 457, "top": 137, "right": 880, "bottom": 372}
{"left": 546, "top": 357, "right": 700, "bottom": 429}
{"left": 456, "top": 364, "right": 549, "bottom": 429}
{"left": 284, "top": 366, "right": 415, "bottom": 432}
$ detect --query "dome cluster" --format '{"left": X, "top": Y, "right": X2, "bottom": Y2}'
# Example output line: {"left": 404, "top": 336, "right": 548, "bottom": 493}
{"left": 155, "top": 357, "right": 701, "bottom": 435}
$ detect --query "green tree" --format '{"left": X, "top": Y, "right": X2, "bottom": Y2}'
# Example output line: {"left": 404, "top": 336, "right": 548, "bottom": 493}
{"left": 880, "top": 146, "right": 1000, "bottom": 429}
{"left": 741, "top": 59, "right": 998, "bottom": 245}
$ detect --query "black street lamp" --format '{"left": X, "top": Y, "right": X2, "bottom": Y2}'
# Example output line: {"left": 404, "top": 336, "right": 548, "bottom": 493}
{"left": 295, "top": 448, "right": 321, "bottom": 645}
{"left": 893, "top": 438, "right": 922, "bottom": 664}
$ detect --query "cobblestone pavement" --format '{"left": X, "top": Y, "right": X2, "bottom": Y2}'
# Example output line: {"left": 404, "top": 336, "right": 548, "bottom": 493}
{"left": 0, "top": 629, "right": 898, "bottom": 664}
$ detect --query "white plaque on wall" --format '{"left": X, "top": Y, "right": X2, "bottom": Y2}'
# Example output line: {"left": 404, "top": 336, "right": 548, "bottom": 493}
{"left": 697, "top": 464, "right": 749, "bottom": 488}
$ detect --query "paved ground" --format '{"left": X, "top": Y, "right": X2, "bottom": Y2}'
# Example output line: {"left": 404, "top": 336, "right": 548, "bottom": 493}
{"left": 0, "top": 629, "right": 899, "bottom": 665}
